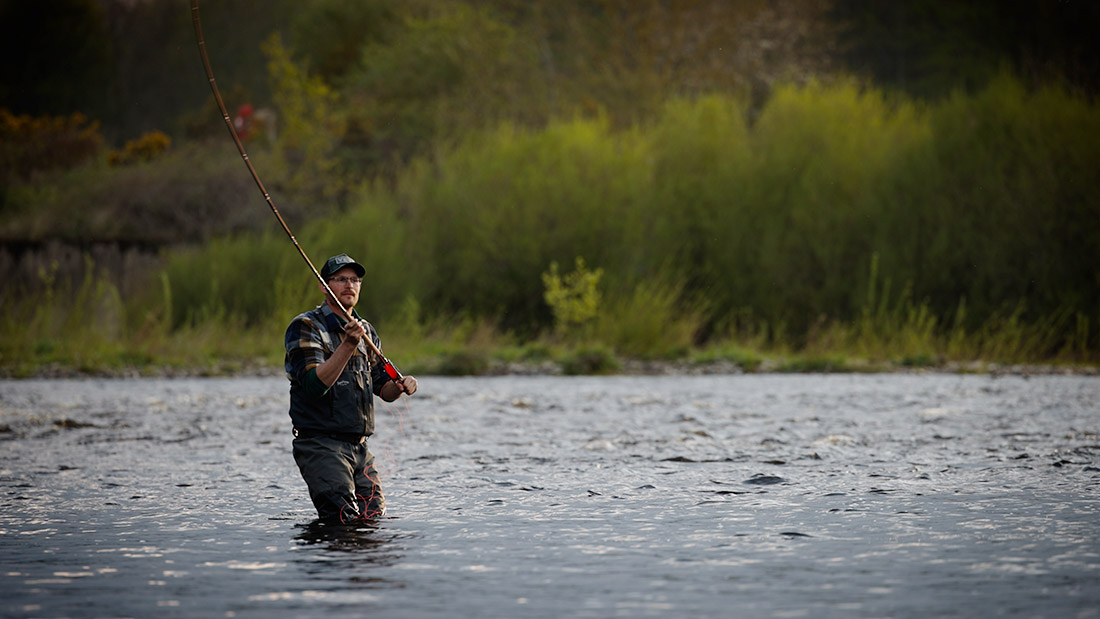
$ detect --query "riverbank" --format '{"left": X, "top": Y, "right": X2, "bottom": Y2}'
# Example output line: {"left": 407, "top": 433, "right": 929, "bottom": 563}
{"left": 7, "top": 355, "right": 1097, "bottom": 380}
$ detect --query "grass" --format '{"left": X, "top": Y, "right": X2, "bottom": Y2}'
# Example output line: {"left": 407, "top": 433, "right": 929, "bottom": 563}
{"left": 1, "top": 246, "right": 1096, "bottom": 377}
{"left": 3, "top": 295, "right": 1094, "bottom": 377}
{"left": 3, "top": 77, "right": 1097, "bottom": 376}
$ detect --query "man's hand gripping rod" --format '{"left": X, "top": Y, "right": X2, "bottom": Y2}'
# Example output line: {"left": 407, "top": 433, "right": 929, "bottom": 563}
{"left": 190, "top": 0, "right": 402, "bottom": 381}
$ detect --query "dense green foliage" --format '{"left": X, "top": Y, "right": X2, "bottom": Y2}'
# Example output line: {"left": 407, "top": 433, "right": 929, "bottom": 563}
{"left": 5, "top": 75, "right": 1096, "bottom": 375}
{"left": 414, "top": 77, "right": 1097, "bottom": 357}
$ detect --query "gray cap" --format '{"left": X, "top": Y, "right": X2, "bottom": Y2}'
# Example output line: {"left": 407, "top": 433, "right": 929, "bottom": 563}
{"left": 320, "top": 253, "right": 366, "bottom": 279}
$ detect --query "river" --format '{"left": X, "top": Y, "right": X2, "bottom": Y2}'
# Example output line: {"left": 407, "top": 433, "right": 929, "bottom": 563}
{"left": 1, "top": 374, "right": 1098, "bottom": 618}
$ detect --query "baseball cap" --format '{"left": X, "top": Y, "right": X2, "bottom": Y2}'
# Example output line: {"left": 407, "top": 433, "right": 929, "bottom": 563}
{"left": 320, "top": 253, "right": 366, "bottom": 279}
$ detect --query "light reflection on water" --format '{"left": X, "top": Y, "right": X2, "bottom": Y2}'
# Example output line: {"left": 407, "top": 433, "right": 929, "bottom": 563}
{"left": 1, "top": 374, "right": 1098, "bottom": 618}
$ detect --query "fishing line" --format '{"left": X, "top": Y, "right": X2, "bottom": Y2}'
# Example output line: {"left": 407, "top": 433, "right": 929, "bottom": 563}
{"left": 373, "top": 399, "right": 412, "bottom": 483}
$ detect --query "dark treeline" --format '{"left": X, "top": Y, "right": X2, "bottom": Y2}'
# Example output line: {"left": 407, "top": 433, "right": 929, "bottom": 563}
{"left": 0, "top": 0, "right": 293, "bottom": 143}
{"left": 2, "top": 0, "right": 1097, "bottom": 147}
{"left": 832, "top": 0, "right": 1100, "bottom": 98}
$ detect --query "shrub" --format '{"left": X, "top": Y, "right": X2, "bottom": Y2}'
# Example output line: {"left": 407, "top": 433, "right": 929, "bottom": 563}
{"left": 434, "top": 350, "right": 491, "bottom": 376}
{"left": 560, "top": 345, "right": 620, "bottom": 375}
{"left": 542, "top": 257, "right": 603, "bottom": 338}
{"left": 107, "top": 130, "right": 171, "bottom": 166}
{"left": 0, "top": 108, "right": 103, "bottom": 181}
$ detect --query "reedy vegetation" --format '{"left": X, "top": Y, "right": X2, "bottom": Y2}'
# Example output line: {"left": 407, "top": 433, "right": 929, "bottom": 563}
{"left": 2, "top": 73, "right": 1097, "bottom": 376}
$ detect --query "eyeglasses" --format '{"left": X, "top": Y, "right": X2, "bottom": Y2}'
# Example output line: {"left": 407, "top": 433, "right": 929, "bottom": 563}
{"left": 329, "top": 276, "right": 362, "bottom": 286}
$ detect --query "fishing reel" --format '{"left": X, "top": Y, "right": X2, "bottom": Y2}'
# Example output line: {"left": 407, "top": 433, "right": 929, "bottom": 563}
{"left": 382, "top": 357, "right": 403, "bottom": 381}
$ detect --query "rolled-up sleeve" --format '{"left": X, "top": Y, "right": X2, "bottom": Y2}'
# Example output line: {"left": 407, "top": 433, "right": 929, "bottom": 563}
{"left": 285, "top": 316, "right": 326, "bottom": 380}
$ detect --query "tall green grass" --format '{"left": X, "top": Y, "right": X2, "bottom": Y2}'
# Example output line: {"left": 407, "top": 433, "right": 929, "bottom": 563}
{"left": 3, "top": 75, "right": 1097, "bottom": 374}
{"left": 0, "top": 256, "right": 285, "bottom": 377}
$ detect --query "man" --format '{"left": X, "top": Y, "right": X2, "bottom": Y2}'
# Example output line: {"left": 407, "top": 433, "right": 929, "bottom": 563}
{"left": 284, "top": 253, "right": 418, "bottom": 524}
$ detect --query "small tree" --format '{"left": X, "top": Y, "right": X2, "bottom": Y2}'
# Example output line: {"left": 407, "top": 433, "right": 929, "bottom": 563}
{"left": 262, "top": 33, "right": 345, "bottom": 202}
{"left": 542, "top": 257, "right": 603, "bottom": 338}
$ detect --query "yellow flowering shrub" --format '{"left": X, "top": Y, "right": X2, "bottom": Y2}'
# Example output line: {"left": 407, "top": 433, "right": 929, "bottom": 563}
{"left": 108, "top": 130, "right": 171, "bottom": 166}
{"left": 0, "top": 108, "right": 104, "bottom": 179}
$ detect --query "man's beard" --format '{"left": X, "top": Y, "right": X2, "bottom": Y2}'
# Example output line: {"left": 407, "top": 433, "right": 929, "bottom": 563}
{"left": 329, "top": 293, "right": 355, "bottom": 311}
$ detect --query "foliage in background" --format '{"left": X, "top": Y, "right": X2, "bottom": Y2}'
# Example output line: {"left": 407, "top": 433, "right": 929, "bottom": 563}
{"left": 3, "top": 1, "right": 1100, "bottom": 375}
{"left": 0, "top": 109, "right": 103, "bottom": 183}
{"left": 3, "top": 0, "right": 1097, "bottom": 146}
{"left": 0, "top": 255, "right": 282, "bottom": 378}
{"left": 0, "top": 143, "right": 275, "bottom": 246}
{"left": 361, "top": 76, "right": 1100, "bottom": 361}
{"left": 831, "top": 0, "right": 1100, "bottom": 99}
{"left": 400, "top": 117, "right": 653, "bottom": 333}
{"left": 0, "top": 0, "right": 298, "bottom": 143}
{"left": 0, "top": 0, "right": 113, "bottom": 122}
{"left": 542, "top": 258, "right": 603, "bottom": 338}
{"left": 289, "top": 0, "right": 398, "bottom": 84}
{"left": 328, "top": 0, "right": 841, "bottom": 172}
{"left": 342, "top": 1, "right": 548, "bottom": 172}
{"left": 107, "top": 131, "right": 171, "bottom": 167}
{"left": 260, "top": 34, "right": 347, "bottom": 203}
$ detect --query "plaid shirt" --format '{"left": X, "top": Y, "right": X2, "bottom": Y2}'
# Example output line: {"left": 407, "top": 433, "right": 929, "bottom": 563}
{"left": 284, "top": 303, "right": 384, "bottom": 378}
{"left": 284, "top": 302, "right": 389, "bottom": 435}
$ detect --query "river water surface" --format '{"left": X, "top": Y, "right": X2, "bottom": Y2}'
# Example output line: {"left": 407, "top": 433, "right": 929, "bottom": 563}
{"left": 1, "top": 374, "right": 1098, "bottom": 618}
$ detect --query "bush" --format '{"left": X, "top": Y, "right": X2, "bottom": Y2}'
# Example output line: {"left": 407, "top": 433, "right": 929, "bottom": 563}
{"left": 542, "top": 257, "right": 603, "bottom": 338}
{"left": 107, "top": 130, "right": 171, "bottom": 166}
{"left": 8, "top": 74, "right": 1099, "bottom": 375}
{"left": 434, "top": 350, "right": 491, "bottom": 376}
{"left": 560, "top": 345, "right": 620, "bottom": 375}
{"left": 0, "top": 108, "right": 103, "bottom": 182}
{"left": 403, "top": 117, "right": 652, "bottom": 334}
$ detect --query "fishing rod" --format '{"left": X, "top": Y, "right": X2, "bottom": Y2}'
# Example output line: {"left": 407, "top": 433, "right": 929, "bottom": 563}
{"left": 190, "top": 0, "right": 402, "bottom": 381}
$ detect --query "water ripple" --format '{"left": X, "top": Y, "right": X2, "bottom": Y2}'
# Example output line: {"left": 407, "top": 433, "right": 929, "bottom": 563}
{"left": 0, "top": 374, "right": 1097, "bottom": 618}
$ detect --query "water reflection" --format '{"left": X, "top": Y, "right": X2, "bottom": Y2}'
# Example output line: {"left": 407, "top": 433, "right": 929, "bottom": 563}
{"left": 294, "top": 520, "right": 401, "bottom": 555}
{"left": 291, "top": 520, "right": 405, "bottom": 584}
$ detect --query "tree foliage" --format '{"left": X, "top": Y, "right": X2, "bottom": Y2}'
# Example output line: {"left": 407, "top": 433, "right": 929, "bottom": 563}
{"left": 3, "top": 0, "right": 1099, "bottom": 369}
{"left": 831, "top": 0, "right": 1100, "bottom": 98}
{"left": 0, "top": 0, "right": 113, "bottom": 120}
{"left": 261, "top": 33, "right": 345, "bottom": 202}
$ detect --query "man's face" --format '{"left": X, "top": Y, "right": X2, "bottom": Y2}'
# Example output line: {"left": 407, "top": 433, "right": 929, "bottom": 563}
{"left": 325, "top": 266, "right": 361, "bottom": 309}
